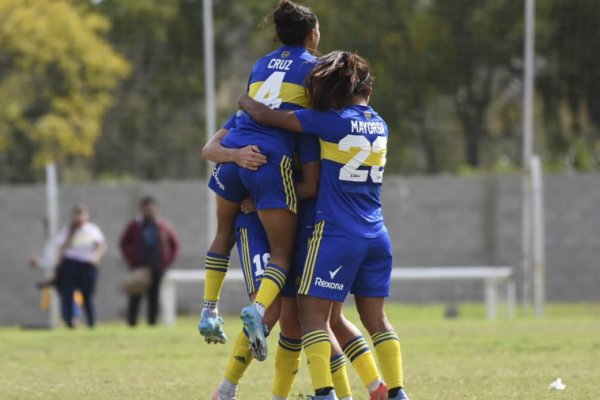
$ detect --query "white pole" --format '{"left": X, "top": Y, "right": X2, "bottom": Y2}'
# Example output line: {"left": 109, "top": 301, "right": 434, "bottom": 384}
{"left": 203, "top": 0, "right": 217, "bottom": 247}
{"left": 531, "top": 156, "right": 545, "bottom": 317}
{"left": 45, "top": 163, "right": 60, "bottom": 328}
{"left": 521, "top": 0, "right": 535, "bottom": 312}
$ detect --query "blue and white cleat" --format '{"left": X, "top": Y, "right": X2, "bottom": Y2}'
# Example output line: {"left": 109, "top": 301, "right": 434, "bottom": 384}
{"left": 312, "top": 389, "right": 338, "bottom": 400}
{"left": 198, "top": 308, "right": 227, "bottom": 344}
{"left": 389, "top": 388, "right": 410, "bottom": 400}
{"left": 240, "top": 304, "right": 268, "bottom": 361}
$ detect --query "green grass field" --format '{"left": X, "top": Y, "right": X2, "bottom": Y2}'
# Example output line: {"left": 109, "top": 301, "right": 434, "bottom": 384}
{"left": 1, "top": 303, "right": 599, "bottom": 399}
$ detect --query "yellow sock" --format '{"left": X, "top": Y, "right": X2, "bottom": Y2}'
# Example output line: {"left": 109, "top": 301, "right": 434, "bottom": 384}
{"left": 203, "top": 252, "right": 230, "bottom": 303}
{"left": 330, "top": 353, "right": 352, "bottom": 398}
{"left": 343, "top": 336, "right": 381, "bottom": 389}
{"left": 254, "top": 263, "right": 287, "bottom": 310}
{"left": 372, "top": 331, "right": 404, "bottom": 389}
{"left": 224, "top": 329, "right": 253, "bottom": 384}
{"left": 272, "top": 334, "right": 302, "bottom": 397}
{"left": 302, "top": 330, "right": 333, "bottom": 391}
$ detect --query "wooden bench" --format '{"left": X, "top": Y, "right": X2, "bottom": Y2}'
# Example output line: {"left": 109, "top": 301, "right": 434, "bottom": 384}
{"left": 160, "top": 266, "right": 515, "bottom": 326}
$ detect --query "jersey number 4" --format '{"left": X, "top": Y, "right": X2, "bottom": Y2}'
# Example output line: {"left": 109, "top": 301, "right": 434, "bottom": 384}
{"left": 338, "top": 135, "right": 387, "bottom": 183}
{"left": 254, "top": 71, "right": 285, "bottom": 109}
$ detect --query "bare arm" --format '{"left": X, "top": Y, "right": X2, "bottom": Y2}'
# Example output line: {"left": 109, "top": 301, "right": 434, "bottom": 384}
{"left": 238, "top": 94, "right": 303, "bottom": 133}
{"left": 201, "top": 128, "right": 267, "bottom": 171}
{"left": 296, "top": 161, "right": 320, "bottom": 200}
{"left": 91, "top": 241, "right": 107, "bottom": 266}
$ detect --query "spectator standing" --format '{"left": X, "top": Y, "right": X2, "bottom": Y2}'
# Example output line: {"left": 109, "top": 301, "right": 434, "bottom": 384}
{"left": 55, "top": 204, "right": 106, "bottom": 328}
{"left": 119, "top": 196, "right": 179, "bottom": 326}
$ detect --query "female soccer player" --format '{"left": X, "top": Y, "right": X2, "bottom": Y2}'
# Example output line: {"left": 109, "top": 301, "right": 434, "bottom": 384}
{"left": 238, "top": 51, "right": 410, "bottom": 400}
{"left": 198, "top": 0, "right": 320, "bottom": 361}
{"left": 201, "top": 123, "right": 389, "bottom": 400}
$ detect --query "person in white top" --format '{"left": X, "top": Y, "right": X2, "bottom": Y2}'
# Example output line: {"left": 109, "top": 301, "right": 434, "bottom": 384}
{"left": 55, "top": 204, "right": 106, "bottom": 328}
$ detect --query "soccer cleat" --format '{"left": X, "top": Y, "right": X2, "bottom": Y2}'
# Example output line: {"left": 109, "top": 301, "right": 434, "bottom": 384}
{"left": 211, "top": 388, "right": 236, "bottom": 400}
{"left": 389, "top": 388, "right": 410, "bottom": 400}
{"left": 313, "top": 389, "right": 338, "bottom": 400}
{"left": 198, "top": 308, "right": 227, "bottom": 344}
{"left": 369, "top": 382, "right": 388, "bottom": 400}
{"left": 240, "top": 304, "right": 268, "bottom": 361}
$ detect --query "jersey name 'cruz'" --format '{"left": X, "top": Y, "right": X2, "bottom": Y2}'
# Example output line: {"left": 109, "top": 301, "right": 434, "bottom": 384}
{"left": 222, "top": 46, "right": 316, "bottom": 157}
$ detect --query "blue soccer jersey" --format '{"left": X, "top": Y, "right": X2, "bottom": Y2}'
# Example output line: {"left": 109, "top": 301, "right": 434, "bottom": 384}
{"left": 221, "top": 46, "right": 316, "bottom": 157}
{"left": 294, "top": 105, "right": 388, "bottom": 238}
{"left": 222, "top": 111, "right": 237, "bottom": 130}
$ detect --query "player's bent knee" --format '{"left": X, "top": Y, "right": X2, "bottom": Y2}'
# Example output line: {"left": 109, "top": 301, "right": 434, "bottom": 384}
{"left": 279, "top": 314, "right": 301, "bottom": 338}
{"left": 359, "top": 312, "right": 390, "bottom": 334}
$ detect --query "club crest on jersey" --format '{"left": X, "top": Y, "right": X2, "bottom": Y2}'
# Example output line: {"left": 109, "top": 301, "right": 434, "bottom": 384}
{"left": 281, "top": 50, "right": 291, "bottom": 58}
{"left": 364, "top": 111, "right": 373, "bottom": 120}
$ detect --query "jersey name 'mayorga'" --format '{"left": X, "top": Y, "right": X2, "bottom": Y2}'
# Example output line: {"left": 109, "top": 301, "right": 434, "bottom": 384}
{"left": 221, "top": 46, "right": 316, "bottom": 157}
{"left": 350, "top": 120, "right": 386, "bottom": 135}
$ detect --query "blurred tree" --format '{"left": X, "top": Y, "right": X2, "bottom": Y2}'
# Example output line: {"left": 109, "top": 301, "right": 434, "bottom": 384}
{"left": 428, "top": 0, "right": 523, "bottom": 168}
{"left": 0, "top": 0, "right": 130, "bottom": 182}
{"left": 2, "top": 0, "right": 599, "bottom": 182}
{"left": 537, "top": 0, "right": 600, "bottom": 170}
{"left": 311, "top": 0, "right": 522, "bottom": 172}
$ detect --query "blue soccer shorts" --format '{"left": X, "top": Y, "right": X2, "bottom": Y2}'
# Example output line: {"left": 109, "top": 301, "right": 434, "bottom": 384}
{"left": 208, "top": 151, "right": 297, "bottom": 213}
{"left": 298, "top": 221, "right": 393, "bottom": 302}
{"left": 238, "top": 150, "right": 297, "bottom": 213}
{"left": 234, "top": 211, "right": 301, "bottom": 298}
{"left": 286, "top": 199, "right": 317, "bottom": 297}
{"left": 235, "top": 213, "right": 270, "bottom": 298}
{"left": 208, "top": 162, "right": 248, "bottom": 203}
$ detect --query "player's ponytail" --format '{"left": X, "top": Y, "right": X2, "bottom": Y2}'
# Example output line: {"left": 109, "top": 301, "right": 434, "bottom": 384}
{"left": 307, "top": 51, "right": 374, "bottom": 111}
{"left": 269, "top": 0, "right": 317, "bottom": 46}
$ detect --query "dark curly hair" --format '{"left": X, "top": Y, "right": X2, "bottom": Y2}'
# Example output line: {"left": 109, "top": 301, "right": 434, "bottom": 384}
{"left": 306, "top": 51, "right": 374, "bottom": 111}
{"left": 269, "top": 0, "right": 317, "bottom": 46}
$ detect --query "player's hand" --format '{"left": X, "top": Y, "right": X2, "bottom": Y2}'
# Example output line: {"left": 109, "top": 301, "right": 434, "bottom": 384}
{"left": 240, "top": 197, "right": 257, "bottom": 214}
{"left": 233, "top": 145, "right": 267, "bottom": 171}
{"left": 89, "top": 255, "right": 101, "bottom": 266}
{"left": 237, "top": 93, "right": 251, "bottom": 109}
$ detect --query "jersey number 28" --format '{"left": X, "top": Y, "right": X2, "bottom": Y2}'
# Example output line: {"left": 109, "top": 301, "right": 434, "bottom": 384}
{"left": 338, "top": 135, "right": 387, "bottom": 183}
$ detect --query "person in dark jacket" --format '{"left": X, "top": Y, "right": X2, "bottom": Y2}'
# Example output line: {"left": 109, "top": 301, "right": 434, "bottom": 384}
{"left": 119, "top": 196, "right": 180, "bottom": 326}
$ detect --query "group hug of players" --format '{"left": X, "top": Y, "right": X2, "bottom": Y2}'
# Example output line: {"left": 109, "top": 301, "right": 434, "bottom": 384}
{"left": 197, "top": 1, "right": 409, "bottom": 399}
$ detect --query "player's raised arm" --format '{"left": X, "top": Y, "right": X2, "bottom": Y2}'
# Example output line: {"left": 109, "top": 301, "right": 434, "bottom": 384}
{"left": 238, "top": 94, "right": 303, "bottom": 133}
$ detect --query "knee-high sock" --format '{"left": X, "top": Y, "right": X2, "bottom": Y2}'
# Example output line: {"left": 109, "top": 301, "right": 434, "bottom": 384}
{"left": 302, "top": 330, "right": 333, "bottom": 392}
{"left": 330, "top": 353, "right": 352, "bottom": 399}
{"left": 343, "top": 336, "right": 381, "bottom": 390}
{"left": 224, "top": 329, "right": 253, "bottom": 384}
{"left": 372, "top": 331, "right": 404, "bottom": 390}
{"left": 272, "top": 334, "right": 302, "bottom": 398}
{"left": 253, "top": 263, "right": 287, "bottom": 311}
{"left": 203, "top": 252, "right": 230, "bottom": 305}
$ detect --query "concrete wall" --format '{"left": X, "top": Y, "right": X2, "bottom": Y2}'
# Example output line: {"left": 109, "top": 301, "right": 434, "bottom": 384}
{"left": 1, "top": 174, "right": 598, "bottom": 325}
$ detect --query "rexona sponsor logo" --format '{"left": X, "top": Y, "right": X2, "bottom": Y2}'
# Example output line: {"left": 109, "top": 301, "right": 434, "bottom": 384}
{"left": 315, "top": 277, "right": 344, "bottom": 291}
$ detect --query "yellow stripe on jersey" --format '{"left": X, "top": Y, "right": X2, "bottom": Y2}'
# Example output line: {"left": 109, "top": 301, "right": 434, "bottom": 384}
{"left": 299, "top": 220, "right": 325, "bottom": 295}
{"left": 240, "top": 228, "right": 255, "bottom": 294}
{"left": 280, "top": 155, "right": 297, "bottom": 213}
{"left": 248, "top": 81, "right": 310, "bottom": 108}
{"left": 319, "top": 139, "right": 387, "bottom": 167}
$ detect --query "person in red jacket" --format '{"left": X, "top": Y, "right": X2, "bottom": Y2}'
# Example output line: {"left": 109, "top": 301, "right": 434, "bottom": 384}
{"left": 119, "top": 196, "right": 180, "bottom": 326}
